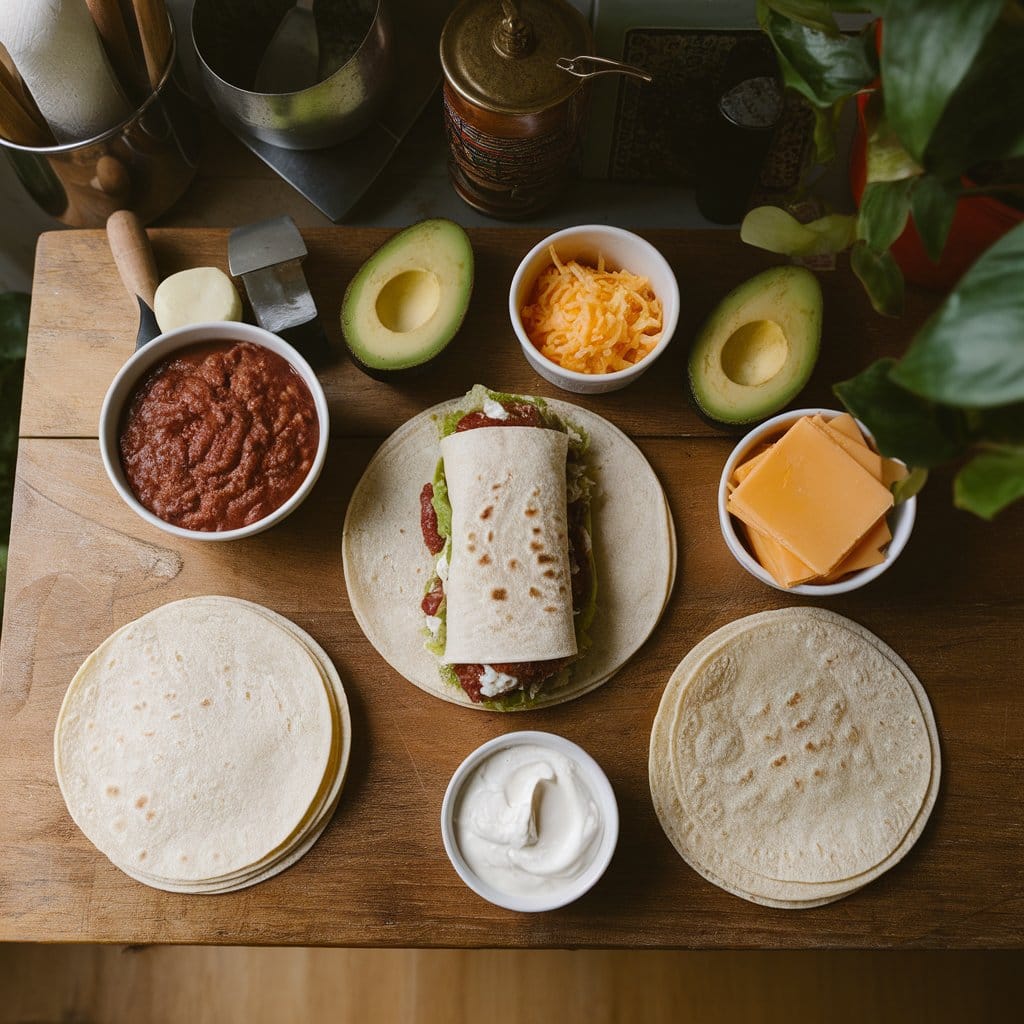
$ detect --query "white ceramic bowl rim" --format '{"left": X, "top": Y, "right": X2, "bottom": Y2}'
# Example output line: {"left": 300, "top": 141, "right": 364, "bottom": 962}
{"left": 718, "top": 407, "right": 917, "bottom": 596}
{"left": 440, "top": 730, "right": 619, "bottom": 913}
{"left": 98, "top": 321, "right": 330, "bottom": 542}
{"left": 508, "top": 224, "right": 680, "bottom": 383}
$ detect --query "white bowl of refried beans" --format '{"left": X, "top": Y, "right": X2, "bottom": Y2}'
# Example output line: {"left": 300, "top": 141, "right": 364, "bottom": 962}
{"left": 99, "top": 321, "right": 329, "bottom": 541}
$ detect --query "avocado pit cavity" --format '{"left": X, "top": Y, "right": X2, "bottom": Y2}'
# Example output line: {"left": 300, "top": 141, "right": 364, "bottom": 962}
{"left": 720, "top": 319, "right": 790, "bottom": 388}
{"left": 375, "top": 269, "right": 442, "bottom": 334}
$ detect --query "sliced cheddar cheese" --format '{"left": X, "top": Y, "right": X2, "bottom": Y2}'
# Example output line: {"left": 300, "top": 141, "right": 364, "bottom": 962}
{"left": 728, "top": 416, "right": 894, "bottom": 577}
{"left": 810, "top": 414, "right": 884, "bottom": 480}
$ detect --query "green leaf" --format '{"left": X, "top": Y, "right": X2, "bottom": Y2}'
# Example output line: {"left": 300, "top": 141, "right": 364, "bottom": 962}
{"left": 763, "top": 1, "right": 842, "bottom": 35}
{"left": 863, "top": 98, "right": 923, "bottom": 183}
{"left": 834, "top": 358, "right": 966, "bottom": 467}
{"left": 812, "top": 100, "right": 846, "bottom": 164}
{"left": 858, "top": 179, "right": 914, "bottom": 252}
{"left": 891, "top": 222, "right": 1024, "bottom": 407}
{"left": 892, "top": 466, "right": 928, "bottom": 506}
{"left": 850, "top": 241, "right": 904, "bottom": 316}
{"left": 759, "top": 5, "right": 878, "bottom": 108}
{"left": 910, "top": 175, "right": 958, "bottom": 262}
{"left": 740, "top": 206, "right": 857, "bottom": 257}
{"left": 924, "top": 14, "right": 1024, "bottom": 178}
{"left": 954, "top": 447, "right": 1024, "bottom": 519}
{"left": 881, "top": 0, "right": 1003, "bottom": 163}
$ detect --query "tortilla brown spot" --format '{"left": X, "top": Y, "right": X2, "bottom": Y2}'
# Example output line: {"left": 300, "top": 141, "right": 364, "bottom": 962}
{"left": 491, "top": 588, "right": 507, "bottom": 601}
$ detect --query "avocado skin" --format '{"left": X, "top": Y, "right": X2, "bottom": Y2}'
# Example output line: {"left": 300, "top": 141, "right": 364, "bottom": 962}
{"left": 341, "top": 219, "right": 474, "bottom": 377}
{"left": 687, "top": 265, "right": 822, "bottom": 426}
{"left": 346, "top": 343, "right": 449, "bottom": 382}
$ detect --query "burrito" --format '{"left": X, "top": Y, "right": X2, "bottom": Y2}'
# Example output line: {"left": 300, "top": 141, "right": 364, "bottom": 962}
{"left": 342, "top": 386, "right": 675, "bottom": 712}
{"left": 418, "top": 386, "right": 597, "bottom": 707}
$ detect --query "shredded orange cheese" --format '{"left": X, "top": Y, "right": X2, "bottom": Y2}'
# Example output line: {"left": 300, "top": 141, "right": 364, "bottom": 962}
{"left": 520, "top": 246, "right": 663, "bottom": 374}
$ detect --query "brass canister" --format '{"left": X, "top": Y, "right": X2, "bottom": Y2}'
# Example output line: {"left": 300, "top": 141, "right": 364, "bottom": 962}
{"left": 440, "top": 0, "right": 592, "bottom": 219}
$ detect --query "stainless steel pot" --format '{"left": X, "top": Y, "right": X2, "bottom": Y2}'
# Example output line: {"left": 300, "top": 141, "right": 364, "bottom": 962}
{"left": 192, "top": 0, "right": 394, "bottom": 150}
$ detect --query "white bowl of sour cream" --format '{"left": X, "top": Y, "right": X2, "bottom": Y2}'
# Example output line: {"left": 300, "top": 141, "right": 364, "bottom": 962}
{"left": 440, "top": 731, "right": 619, "bottom": 913}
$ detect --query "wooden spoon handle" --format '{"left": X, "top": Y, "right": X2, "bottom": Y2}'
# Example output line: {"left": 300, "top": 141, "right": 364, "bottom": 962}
{"left": 0, "top": 58, "right": 53, "bottom": 147}
{"left": 85, "top": 0, "right": 148, "bottom": 97}
{"left": 128, "top": 0, "right": 172, "bottom": 90}
{"left": 107, "top": 209, "right": 159, "bottom": 308}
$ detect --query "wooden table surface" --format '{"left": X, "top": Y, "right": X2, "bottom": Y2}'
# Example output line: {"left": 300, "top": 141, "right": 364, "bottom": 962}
{"left": 2, "top": 228, "right": 1022, "bottom": 948}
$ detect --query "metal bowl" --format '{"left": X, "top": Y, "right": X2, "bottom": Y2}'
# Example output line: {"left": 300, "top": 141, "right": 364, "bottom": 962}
{"left": 192, "top": 0, "right": 394, "bottom": 150}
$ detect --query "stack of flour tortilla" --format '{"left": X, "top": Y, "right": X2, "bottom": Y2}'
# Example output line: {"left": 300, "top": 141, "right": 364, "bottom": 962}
{"left": 54, "top": 597, "right": 351, "bottom": 894}
{"left": 650, "top": 608, "right": 940, "bottom": 908}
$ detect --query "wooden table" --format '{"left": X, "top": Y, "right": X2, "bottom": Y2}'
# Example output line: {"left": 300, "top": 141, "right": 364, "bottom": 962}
{"left": 2, "top": 228, "right": 1022, "bottom": 948}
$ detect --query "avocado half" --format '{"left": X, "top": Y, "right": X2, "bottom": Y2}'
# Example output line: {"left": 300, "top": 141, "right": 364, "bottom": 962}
{"left": 688, "top": 265, "right": 822, "bottom": 426}
{"left": 341, "top": 219, "right": 474, "bottom": 379}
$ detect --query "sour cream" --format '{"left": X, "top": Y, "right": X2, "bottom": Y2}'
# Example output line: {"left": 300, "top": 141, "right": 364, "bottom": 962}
{"left": 453, "top": 742, "right": 603, "bottom": 902}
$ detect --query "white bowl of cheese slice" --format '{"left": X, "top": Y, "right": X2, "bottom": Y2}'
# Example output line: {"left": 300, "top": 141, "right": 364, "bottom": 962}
{"left": 718, "top": 408, "right": 916, "bottom": 595}
{"left": 509, "top": 225, "right": 680, "bottom": 394}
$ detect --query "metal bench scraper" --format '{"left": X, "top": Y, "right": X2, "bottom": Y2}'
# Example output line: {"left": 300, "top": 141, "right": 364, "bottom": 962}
{"left": 228, "top": 216, "right": 332, "bottom": 368}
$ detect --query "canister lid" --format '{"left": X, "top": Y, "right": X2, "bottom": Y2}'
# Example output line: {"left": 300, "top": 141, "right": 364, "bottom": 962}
{"left": 440, "top": 0, "right": 592, "bottom": 115}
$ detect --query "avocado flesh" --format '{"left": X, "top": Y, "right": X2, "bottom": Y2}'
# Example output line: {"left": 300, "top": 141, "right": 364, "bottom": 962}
{"left": 341, "top": 219, "right": 474, "bottom": 376}
{"left": 688, "top": 265, "right": 822, "bottom": 425}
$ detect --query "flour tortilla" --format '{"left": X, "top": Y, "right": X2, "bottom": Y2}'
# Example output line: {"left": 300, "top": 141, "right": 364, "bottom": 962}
{"left": 342, "top": 394, "right": 675, "bottom": 710}
{"left": 649, "top": 609, "right": 940, "bottom": 907}
{"left": 113, "top": 598, "right": 352, "bottom": 894}
{"left": 440, "top": 427, "right": 577, "bottom": 664}
{"left": 55, "top": 598, "right": 346, "bottom": 890}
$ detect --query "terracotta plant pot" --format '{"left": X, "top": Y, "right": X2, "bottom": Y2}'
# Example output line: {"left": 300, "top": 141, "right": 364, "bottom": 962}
{"left": 850, "top": 92, "right": 1024, "bottom": 292}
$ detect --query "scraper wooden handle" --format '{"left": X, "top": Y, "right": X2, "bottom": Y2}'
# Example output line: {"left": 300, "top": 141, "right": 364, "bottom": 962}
{"left": 0, "top": 59, "right": 53, "bottom": 147}
{"left": 129, "top": 0, "right": 172, "bottom": 89}
{"left": 107, "top": 209, "right": 158, "bottom": 308}
{"left": 85, "top": 0, "right": 148, "bottom": 97}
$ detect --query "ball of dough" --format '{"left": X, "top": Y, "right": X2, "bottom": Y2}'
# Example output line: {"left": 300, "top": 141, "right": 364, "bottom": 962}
{"left": 154, "top": 267, "right": 244, "bottom": 332}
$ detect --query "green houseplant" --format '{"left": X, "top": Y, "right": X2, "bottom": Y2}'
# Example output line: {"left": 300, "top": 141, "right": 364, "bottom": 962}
{"left": 740, "top": 0, "right": 1024, "bottom": 517}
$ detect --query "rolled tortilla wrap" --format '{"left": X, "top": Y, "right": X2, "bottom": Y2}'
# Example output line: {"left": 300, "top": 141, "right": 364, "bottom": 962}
{"left": 441, "top": 427, "right": 577, "bottom": 664}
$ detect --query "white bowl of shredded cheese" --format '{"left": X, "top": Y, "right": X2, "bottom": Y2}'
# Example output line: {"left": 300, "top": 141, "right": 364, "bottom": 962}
{"left": 509, "top": 225, "right": 680, "bottom": 394}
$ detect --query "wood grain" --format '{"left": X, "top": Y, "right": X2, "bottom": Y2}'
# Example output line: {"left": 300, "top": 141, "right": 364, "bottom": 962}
{"left": 1, "top": 946, "right": 1021, "bottom": 1023}
{"left": 2, "top": 228, "right": 1023, "bottom": 948}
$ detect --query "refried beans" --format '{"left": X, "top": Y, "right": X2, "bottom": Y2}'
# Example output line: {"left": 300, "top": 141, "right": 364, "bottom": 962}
{"left": 119, "top": 341, "right": 319, "bottom": 532}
